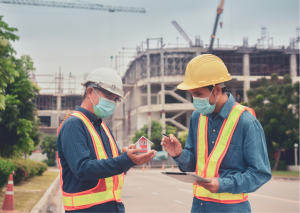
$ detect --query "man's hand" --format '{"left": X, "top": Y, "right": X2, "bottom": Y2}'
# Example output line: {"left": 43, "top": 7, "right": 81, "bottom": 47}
{"left": 122, "top": 144, "right": 136, "bottom": 153}
{"left": 196, "top": 178, "right": 219, "bottom": 193}
{"left": 127, "top": 148, "right": 157, "bottom": 165}
{"left": 160, "top": 134, "right": 182, "bottom": 157}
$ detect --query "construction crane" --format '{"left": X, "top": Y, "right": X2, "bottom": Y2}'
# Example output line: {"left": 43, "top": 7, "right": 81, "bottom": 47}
{"left": 207, "top": 0, "right": 225, "bottom": 53}
{"left": 0, "top": 0, "right": 146, "bottom": 13}
{"left": 172, "top": 20, "right": 193, "bottom": 47}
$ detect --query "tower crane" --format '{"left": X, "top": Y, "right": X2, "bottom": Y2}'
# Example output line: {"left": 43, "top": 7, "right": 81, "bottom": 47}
{"left": 0, "top": 0, "right": 146, "bottom": 13}
{"left": 207, "top": 0, "right": 225, "bottom": 53}
{"left": 172, "top": 20, "right": 193, "bottom": 47}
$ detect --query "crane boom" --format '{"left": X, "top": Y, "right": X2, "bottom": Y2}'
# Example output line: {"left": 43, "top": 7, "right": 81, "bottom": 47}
{"left": 172, "top": 20, "right": 193, "bottom": 47}
{"left": 0, "top": 0, "right": 146, "bottom": 13}
{"left": 207, "top": 0, "right": 225, "bottom": 53}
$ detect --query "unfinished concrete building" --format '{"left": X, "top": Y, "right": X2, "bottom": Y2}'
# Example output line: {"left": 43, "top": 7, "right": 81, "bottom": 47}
{"left": 111, "top": 38, "right": 299, "bottom": 149}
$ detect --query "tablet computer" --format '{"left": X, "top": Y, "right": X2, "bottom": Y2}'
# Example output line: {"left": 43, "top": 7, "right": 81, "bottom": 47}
{"left": 162, "top": 172, "right": 212, "bottom": 183}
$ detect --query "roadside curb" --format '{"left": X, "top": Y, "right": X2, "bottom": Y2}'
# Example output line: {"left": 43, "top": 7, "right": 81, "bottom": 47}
{"left": 272, "top": 176, "right": 300, "bottom": 181}
{"left": 30, "top": 174, "right": 60, "bottom": 213}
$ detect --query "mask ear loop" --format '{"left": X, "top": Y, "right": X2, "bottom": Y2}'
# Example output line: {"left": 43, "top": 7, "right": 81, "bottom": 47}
{"left": 89, "top": 87, "right": 100, "bottom": 105}
{"left": 209, "top": 86, "right": 220, "bottom": 105}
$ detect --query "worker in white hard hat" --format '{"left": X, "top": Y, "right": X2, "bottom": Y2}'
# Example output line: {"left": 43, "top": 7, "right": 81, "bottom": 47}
{"left": 56, "top": 68, "right": 156, "bottom": 212}
{"left": 161, "top": 54, "right": 271, "bottom": 213}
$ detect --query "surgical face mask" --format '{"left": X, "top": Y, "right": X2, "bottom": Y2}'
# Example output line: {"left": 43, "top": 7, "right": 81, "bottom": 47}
{"left": 193, "top": 87, "right": 220, "bottom": 115}
{"left": 90, "top": 88, "right": 116, "bottom": 118}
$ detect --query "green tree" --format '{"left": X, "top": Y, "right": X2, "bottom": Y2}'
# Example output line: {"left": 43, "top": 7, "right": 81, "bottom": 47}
{"left": 132, "top": 120, "right": 177, "bottom": 151}
{"left": 0, "top": 17, "right": 40, "bottom": 158}
{"left": 40, "top": 135, "right": 58, "bottom": 161}
{"left": 0, "top": 16, "right": 19, "bottom": 110}
{"left": 244, "top": 74, "right": 299, "bottom": 171}
{"left": 178, "top": 130, "right": 188, "bottom": 148}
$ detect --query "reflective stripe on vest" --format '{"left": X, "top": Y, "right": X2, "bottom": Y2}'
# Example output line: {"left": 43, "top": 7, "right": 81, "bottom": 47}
{"left": 194, "top": 104, "right": 256, "bottom": 204}
{"left": 57, "top": 111, "right": 124, "bottom": 211}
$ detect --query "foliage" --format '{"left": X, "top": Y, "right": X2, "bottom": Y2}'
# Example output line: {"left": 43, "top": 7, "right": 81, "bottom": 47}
{"left": 178, "top": 130, "right": 189, "bottom": 148}
{"left": 0, "top": 16, "right": 19, "bottom": 110}
{"left": 244, "top": 74, "right": 299, "bottom": 170}
{"left": 0, "top": 158, "right": 15, "bottom": 189}
{"left": 9, "top": 158, "right": 48, "bottom": 184}
{"left": 0, "top": 16, "right": 41, "bottom": 158}
{"left": 40, "top": 135, "right": 58, "bottom": 161}
{"left": 132, "top": 120, "right": 177, "bottom": 151}
{"left": 43, "top": 159, "right": 56, "bottom": 167}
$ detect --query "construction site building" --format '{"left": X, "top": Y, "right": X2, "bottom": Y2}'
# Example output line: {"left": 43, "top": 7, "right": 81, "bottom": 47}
{"left": 110, "top": 43, "right": 299, "bottom": 149}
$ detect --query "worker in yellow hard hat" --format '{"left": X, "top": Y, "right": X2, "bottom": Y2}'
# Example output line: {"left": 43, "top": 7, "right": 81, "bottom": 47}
{"left": 161, "top": 54, "right": 271, "bottom": 213}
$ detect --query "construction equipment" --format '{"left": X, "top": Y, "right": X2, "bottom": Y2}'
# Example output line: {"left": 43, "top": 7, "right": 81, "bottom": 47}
{"left": 207, "top": 0, "right": 225, "bottom": 53}
{"left": 172, "top": 20, "right": 193, "bottom": 47}
{"left": 0, "top": 0, "right": 146, "bottom": 13}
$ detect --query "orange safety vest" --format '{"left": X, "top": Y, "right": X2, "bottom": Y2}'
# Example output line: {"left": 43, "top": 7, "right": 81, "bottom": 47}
{"left": 193, "top": 104, "right": 256, "bottom": 204}
{"left": 57, "top": 111, "right": 124, "bottom": 211}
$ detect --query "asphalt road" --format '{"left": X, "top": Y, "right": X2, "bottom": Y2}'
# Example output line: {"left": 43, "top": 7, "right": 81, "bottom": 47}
{"left": 122, "top": 169, "right": 299, "bottom": 213}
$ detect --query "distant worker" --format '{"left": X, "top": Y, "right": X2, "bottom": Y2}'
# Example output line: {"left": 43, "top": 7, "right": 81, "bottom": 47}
{"left": 237, "top": 94, "right": 242, "bottom": 103}
{"left": 161, "top": 54, "right": 271, "bottom": 213}
{"left": 56, "top": 68, "right": 156, "bottom": 212}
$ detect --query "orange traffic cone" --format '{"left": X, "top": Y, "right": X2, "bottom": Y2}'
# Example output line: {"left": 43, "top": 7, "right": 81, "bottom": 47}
{"left": 171, "top": 165, "right": 174, "bottom": 170}
{"left": 162, "top": 165, "right": 164, "bottom": 170}
{"left": 1, "top": 174, "right": 17, "bottom": 212}
{"left": 142, "top": 166, "right": 145, "bottom": 172}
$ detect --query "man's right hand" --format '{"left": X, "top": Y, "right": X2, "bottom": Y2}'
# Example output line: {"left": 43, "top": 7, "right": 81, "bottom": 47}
{"left": 161, "top": 134, "right": 182, "bottom": 158}
{"left": 127, "top": 148, "right": 157, "bottom": 165}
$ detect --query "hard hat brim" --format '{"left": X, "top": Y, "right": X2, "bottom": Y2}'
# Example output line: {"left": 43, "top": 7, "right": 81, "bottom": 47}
{"left": 177, "top": 78, "right": 232, "bottom": 90}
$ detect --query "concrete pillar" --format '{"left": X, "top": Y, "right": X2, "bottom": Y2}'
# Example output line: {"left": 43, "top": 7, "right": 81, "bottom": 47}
{"left": 243, "top": 54, "right": 250, "bottom": 102}
{"left": 147, "top": 39, "right": 152, "bottom": 138}
{"left": 56, "top": 95, "right": 62, "bottom": 128}
{"left": 290, "top": 54, "right": 297, "bottom": 83}
{"left": 160, "top": 38, "right": 166, "bottom": 137}
{"left": 160, "top": 39, "right": 166, "bottom": 151}
{"left": 57, "top": 95, "right": 61, "bottom": 111}
{"left": 231, "top": 87, "right": 237, "bottom": 101}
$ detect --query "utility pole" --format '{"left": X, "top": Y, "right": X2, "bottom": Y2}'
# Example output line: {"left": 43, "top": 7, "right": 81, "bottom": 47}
{"left": 160, "top": 38, "right": 166, "bottom": 151}
{"left": 147, "top": 39, "right": 152, "bottom": 138}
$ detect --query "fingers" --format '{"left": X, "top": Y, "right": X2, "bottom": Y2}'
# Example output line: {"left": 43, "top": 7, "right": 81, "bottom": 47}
{"left": 128, "top": 144, "right": 136, "bottom": 149}
{"left": 127, "top": 147, "right": 141, "bottom": 155}
{"left": 169, "top": 134, "right": 179, "bottom": 143}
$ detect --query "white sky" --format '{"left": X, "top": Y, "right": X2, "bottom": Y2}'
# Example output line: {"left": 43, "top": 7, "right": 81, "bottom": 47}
{"left": 1, "top": 0, "right": 299, "bottom": 94}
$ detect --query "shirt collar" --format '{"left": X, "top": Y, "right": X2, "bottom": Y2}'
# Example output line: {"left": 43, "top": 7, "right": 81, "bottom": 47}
{"left": 75, "top": 106, "right": 101, "bottom": 124}
{"left": 207, "top": 93, "right": 236, "bottom": 120}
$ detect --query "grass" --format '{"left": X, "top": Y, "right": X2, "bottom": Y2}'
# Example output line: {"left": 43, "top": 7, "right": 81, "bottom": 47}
{"left": 0, "top": 171, "right": 59, "bottom": 212}
{"left": 271, "top": 171, "right": 300, "bottom": 178}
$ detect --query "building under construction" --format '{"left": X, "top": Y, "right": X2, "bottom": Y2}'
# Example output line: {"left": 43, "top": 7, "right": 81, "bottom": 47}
{"left": 33, "top": 37, "right": 299, "bottom": 150}
{"left": 109, "top": 38, "right": 299, "bottom": 149}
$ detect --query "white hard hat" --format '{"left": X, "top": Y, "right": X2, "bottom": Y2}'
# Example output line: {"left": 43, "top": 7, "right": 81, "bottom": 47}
{"left": 81, "top": 68, "right": 126, "bottom": 100}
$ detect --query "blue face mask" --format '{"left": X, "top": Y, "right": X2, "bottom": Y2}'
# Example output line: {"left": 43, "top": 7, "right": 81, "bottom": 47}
{"left": 193, "top": 87, "right": 219, "bottom": 115}
{"left": 90, "top": 88, "right": 116, "bottom": 118}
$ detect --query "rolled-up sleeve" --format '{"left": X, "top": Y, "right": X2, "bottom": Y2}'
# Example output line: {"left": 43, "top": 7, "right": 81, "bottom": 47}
{"left": 59, "top": 119, "right": 135, "bottom": 181}
{"left": 173, "top": 113, "right": 197, "bottom": 172}
{"left": 218, "top": 120, "right": 272, "bottom": 194}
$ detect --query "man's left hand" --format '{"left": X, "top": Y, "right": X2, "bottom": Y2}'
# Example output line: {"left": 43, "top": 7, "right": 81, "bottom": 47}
{"left": 196, "top": 178, "right": 219, "bottom": 193}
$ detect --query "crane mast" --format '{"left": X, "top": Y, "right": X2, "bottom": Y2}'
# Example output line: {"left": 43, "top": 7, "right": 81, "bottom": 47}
{"left": 0, "top": 0, "right": 146, "bottom": 13}
{"left": 207, "top": 0, "right": 225, "bottom": 53}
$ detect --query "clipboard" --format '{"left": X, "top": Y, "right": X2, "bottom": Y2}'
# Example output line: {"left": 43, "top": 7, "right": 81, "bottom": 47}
{"left": 162, "top": 172, "right": 212, "bottom": 183}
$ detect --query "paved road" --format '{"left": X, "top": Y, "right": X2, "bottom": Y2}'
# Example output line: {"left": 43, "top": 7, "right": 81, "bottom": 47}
{"left": 49, "top": 169, "right": 299, "bottom": 213}
{"left": 122, "top": 169, "right": 299, "bottom": 213}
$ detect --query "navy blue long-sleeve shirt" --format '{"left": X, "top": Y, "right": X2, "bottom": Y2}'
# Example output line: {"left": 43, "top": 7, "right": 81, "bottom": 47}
{"left": 56, "top": 106, "right": 135, "bottom": 212}
{"left": 173, "top": 93, "right": 272, "bottom": 213}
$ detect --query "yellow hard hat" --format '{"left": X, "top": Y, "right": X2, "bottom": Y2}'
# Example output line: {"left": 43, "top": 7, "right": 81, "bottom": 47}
{"left": 177, "top": 54, "right": 232, "bottom": 90}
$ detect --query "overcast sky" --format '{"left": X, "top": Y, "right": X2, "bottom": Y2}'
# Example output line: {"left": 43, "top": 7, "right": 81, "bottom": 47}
{"left": 1, "top": 0, "right": 299, "bottom": 93}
